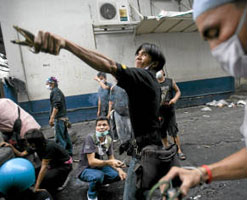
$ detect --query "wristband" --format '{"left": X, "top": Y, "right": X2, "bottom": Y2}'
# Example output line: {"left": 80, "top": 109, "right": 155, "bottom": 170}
{"left": 183, "top": 166, "right": 204, "bottom": 185}
{"left": 201, "top": 165, "right": 212, "bottom": 184}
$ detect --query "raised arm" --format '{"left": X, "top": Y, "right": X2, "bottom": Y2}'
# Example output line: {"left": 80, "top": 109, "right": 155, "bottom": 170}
{"left": 159, "top": 147, "right": 247, "bottom": 199}
{"left": 34, "top": 31, "right": 117, "bottom": 76}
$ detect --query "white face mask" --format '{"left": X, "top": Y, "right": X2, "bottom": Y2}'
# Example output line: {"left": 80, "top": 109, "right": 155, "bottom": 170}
{"left": 211, "top": 7, "right": 247, "bottom": 78}
{"left": 46, "top": 85, "right": 52, "bottom": 90}
{"left": 156, "top": 71, "right": 163, "bottom": 79}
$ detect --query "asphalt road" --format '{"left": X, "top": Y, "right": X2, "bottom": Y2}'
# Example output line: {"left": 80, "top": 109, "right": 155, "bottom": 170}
{"left": 42, "top": 93, "right": 247, "bottom": 200}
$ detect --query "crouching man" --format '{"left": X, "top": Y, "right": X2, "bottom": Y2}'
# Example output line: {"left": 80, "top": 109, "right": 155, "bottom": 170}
{"left": 2, "top": 129, "right": 72, "bottom": 197}
{"left": 77, "top": 117, "right": 126, "bottom": 200}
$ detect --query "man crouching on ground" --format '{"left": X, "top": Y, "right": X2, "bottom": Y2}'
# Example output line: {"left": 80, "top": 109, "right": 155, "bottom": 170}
{"left": 77, "top": 116, "right": 126, "bottom": 200}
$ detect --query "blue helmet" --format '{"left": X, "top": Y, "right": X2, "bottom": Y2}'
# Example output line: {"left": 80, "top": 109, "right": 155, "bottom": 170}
{"left": 0, "top": 158, "right": 35, "bottom": 195}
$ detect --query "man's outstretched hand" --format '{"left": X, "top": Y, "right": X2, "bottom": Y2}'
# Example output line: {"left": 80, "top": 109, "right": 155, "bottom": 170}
{"left": 34, "top": 31, "right": 66, "bottom": 55}
{"left": 12, "top": 26, "right": 65, "bottom": 55}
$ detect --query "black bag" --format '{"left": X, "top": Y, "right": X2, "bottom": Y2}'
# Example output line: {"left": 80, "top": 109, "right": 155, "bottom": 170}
{"left": 0, "top": 146, "right": 14, "bottom": 167}
{"left": 135, "top": 144, "right": 180, "bottom": 190}
{"left": 2, "top": 106, "right": 23, "bottom": 151}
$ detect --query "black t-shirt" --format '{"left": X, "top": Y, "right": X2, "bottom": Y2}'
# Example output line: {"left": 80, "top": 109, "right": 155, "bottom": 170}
{"left": 50, "top": 87, "right": 67, "bottom": 119}
{"left": 160, "top": 78, "right": 173, "bottom": 104}
{"left": 115, "top": 63, "right": 161, "bottom": 141}
{"left": 36, "top": 140, "right": 70, "bottom": 168}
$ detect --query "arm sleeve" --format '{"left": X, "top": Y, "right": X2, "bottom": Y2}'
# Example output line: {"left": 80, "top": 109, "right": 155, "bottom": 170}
{"left": 51, "top": 91, "right": 62, "bottom": 109}
{"left": 83, "top": 136, "right": 97, "bottom": 154}
{"left": 107, "top": 140, "right": 113, "bottom": 156}
{"left": 115, "top": 63, "right": 151, "bottom": 92}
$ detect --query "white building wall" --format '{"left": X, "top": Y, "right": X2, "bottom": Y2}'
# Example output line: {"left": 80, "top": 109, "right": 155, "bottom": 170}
{"left": 0, "top": 0, "right": 228, "bottom": 103}
{"left": 95, "top": 32, "right": 227, "bottom": 83}
{"left": 0, "top": 0, "right": 97, "bottom": 102}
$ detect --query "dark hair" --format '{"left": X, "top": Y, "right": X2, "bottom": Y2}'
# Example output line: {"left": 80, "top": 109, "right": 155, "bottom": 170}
{"left": 25, "top": 129, "right": 46, "bottom": 148}
{"left": 95, "top": 116, "right": 110, "bottom": 126}
{"left": 135, "top": 43, "right": 166, "bottom": 72}
{"left": 235, "top": 0, "right": 246, "bottom": 8}
{"left": 97, "top": 72, "right": 106, "bottom": 79}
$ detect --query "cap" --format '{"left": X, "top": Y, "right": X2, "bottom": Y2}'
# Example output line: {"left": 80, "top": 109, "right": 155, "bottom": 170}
{"left": 46, "top": 76, "right": 58, "bottom": 84}
{"left": 193, "top": 0, "right": 235, "bottom": 20}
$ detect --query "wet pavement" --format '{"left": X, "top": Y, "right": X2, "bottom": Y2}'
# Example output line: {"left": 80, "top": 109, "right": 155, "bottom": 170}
{"left": 42, "top": 92, "right": 247, "bottom": 200}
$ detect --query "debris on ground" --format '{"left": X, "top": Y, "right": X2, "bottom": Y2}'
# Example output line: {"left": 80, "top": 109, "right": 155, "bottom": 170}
{"left": 201, "top": 107, "right": 212, "bottom": 112}
{"left": 206, "top": 99, "right": 228, "bottom": 108}
{"left": 237, "top": 100, "right": 246, "bottom": 106}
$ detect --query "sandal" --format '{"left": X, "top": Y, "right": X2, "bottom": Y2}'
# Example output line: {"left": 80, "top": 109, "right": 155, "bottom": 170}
{"left": 178, "top": 152, "right": 186, "bottom": 160}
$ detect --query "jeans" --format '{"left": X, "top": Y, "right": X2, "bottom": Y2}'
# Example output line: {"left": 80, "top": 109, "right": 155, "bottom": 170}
{"left": 123, "top": 157, "right": 138, "bottom": 200}
{"left": 123, "top": 158, "right": 149, "bottom": 200}
{"left": 79, "top": 166, "right": 120, "bottom": 199}
{"left": 54, "top": 119, "right": 73, "bottom": 156}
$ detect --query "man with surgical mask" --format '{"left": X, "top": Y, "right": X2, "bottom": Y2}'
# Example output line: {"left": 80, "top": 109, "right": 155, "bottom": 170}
{"left": 156, "top": 69, "right": 186, "bottom": 160}
{"left": 76, "top": 117, "right": 126, "bottom": 200}
{"left": 159, "top": 0, "right": 247, "bottom": 199}
{"left": 46, "top": 76, "right": 73, "bottom": 156}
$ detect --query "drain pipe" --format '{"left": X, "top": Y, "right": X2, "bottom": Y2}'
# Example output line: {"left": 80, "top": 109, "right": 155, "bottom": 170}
{"left": 16, "top": 31, "right": 33, "bottom": 112}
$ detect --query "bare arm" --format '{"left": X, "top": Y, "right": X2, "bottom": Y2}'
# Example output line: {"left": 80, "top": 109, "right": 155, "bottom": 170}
{"left": 49, "top": 107, "right": 58, "bottom": 126}
{"left": 0, "top": 142, "right": 28, "bottom": 157}
{"left": 107, "top": 86, "right": 114, "bottom": 118}
{"left": 34, "top": 31, "right": 117, "bottom": 76}
{"left": 94, "top": 77, "right": 111, "bottom": 90}
{"left": 87, "top": 153, "right": 124, "bottom": 168}
{"left": 108, "top": 101, "right": 113, "bottom": 119}
{"left": 97, "top": 98, "right": 101, "bottom": 117}
{"left": 207, "top": 148, "right": 247, "bottom": 180}
{"left": 108, "top": 154, "right": 127, "bottom": 180}
{"left": 34, "top": 159, "right": 50, "bottom": 192}
{"left": 169, "top": 80, "right": 181, "bottom": 105}
{"left": 159, "top": 147, "right": 247, "bottom": 198}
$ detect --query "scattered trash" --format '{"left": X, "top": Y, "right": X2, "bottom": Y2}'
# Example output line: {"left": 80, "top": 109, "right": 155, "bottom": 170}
{"left": 237, "top": 100, "right": 246, "bottom": 106}
{"left": 193, "top": 194, "right": 202, "bottom": 200}
{"left": 206, "top": 100, "right": 217, "bottom": 107}
{"left": 202, "top": 115, "right": 210, "bottom": 118}
{"left": 201, "top": 107, "right": 212, "bottom": 112}
{"left": 202, "top": 145, "right": 210, "bottom": 148}
{"left": 217, "top": 99, "right": 229, "bottom": 107}
{"left": 228, "top": 102, "right": 236, "bottom": 108}
{"left": 206, "top": 99, "right": 228, "bottom": 108}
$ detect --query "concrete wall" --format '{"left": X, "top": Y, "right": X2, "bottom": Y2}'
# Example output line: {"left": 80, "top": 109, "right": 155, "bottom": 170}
{"left": 0, "top": 0, "right": 97, "bottom": 102}
{"left": 0, "top": 0, "right": 234, "bottom": 125}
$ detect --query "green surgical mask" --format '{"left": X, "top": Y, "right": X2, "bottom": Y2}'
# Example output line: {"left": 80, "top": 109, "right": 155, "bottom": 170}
{"left": 96, "top": 130, "right": 109, "bottom": 138}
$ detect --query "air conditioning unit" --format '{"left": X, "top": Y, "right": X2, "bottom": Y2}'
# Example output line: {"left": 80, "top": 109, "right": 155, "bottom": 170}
{"left": 97, "top": 0, "right": 130, "bottom": 24}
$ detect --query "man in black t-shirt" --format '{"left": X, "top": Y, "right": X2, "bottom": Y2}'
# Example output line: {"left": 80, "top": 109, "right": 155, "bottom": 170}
{"left": 1, "top": 129, "right": 72, "bottom": 198}
{"left": 25, "top": 129, "right": 72, "bottom": 196}
{"left": 27, "top": 31, "right": 166, "bottom": 199}
{"left": 46, "top": 76, "right": 73, "bottom": 156}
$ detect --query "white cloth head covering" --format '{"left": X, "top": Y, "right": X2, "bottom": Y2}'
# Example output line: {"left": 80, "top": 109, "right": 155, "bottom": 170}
{"left": 193, "top": 0, "right": 235, "bottom": 20}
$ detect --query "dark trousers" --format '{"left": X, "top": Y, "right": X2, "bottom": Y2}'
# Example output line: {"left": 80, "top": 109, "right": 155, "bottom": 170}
{"left": 37, "top": 164, "right": 72, "bottom": 194}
